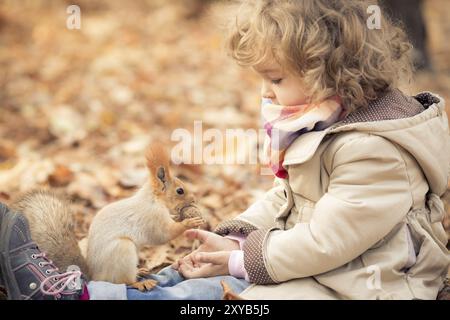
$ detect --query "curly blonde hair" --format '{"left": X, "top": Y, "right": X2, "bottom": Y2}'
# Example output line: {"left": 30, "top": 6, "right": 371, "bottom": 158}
{"left": 225, "top": 0, "right": 414, "bottom": 111}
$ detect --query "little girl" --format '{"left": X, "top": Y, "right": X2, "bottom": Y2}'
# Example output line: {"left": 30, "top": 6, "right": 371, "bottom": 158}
{"left": 1, "top": 0, "right": 448, "bottom": 300}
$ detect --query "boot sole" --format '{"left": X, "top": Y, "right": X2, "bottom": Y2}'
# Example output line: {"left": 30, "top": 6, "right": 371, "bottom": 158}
{"left": 0, "top": 204, "right": 23, "bottom": 300}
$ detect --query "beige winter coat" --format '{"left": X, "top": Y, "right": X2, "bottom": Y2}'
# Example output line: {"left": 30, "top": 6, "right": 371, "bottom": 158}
{"left": 215, "top": 90, "right": 450, "bottom": 300}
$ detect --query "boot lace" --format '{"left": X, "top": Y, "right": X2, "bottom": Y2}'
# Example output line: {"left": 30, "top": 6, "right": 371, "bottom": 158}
{"left": 31, "top": 252, "right": 82, "bottom": 297}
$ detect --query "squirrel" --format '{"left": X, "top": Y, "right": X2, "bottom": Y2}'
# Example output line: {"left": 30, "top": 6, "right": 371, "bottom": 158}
{"left": 8, "top": 143, "right": 204, "bottom": 291}
{"left": 10, "top": 189, "right": 90, "bottom": 279}
{"left": 86, "top": 143, "right": 204, "bottom": 291}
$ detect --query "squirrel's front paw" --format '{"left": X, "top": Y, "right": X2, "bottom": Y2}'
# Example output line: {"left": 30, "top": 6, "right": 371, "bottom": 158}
{"left": 181, "top": 217, "right": 204, "bottom": 229}
{"left": 137, "top": 268, "right": 151, "bottom": 278}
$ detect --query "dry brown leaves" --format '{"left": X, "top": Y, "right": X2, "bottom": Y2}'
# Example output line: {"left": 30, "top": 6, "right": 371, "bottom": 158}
{"left": 0, "top": 0, "right": 273, "bottom": 273}
{"left": 0, "top": 0, "right": 449, "bottom": 274}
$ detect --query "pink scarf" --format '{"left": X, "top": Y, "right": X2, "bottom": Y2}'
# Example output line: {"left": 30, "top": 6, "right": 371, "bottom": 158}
{"left": 262, "top": 97, "right": 347, "bottom": 179}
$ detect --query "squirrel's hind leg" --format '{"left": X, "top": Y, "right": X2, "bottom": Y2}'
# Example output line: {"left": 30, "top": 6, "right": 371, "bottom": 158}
{"left": 92, "top": 238, "right": 159, "bottom": 291}
{"left": 94, "top": 237, "right": 139, "bottom": 285}
{"left": 130, "top": 279, "right": 158, "bottom": 292}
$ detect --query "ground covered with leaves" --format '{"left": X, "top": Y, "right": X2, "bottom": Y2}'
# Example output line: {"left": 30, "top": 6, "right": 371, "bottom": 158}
{"left": 0, "top": 0, "right": 449, "bottom": 273}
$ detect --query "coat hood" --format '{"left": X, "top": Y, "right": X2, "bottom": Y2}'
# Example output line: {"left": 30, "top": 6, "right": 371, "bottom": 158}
{"left": 283, "top": 90, "right": 450, "bottom": 196}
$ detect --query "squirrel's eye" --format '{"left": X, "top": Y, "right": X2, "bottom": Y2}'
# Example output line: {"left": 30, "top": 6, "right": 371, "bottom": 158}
{"left": 176, "top": 187, "right": 184, "bottom": 195}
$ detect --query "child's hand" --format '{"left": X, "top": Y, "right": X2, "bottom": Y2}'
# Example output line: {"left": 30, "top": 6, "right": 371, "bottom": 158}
{"left": 187, "top": 229, "right": 241, "bottom": 251}
{"left": 171, "top": 229, "right": 239, "bottom": 277}
{"left": 178, "top": 251, "right": 232, "bottom": 278}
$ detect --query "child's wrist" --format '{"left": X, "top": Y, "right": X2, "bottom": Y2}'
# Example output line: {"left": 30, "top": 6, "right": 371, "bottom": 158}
{"left": 224, "top": 233, "right": 246, "bottom": 250}
{"left": 228, "top": 250, "right": 249, "bottom": 281}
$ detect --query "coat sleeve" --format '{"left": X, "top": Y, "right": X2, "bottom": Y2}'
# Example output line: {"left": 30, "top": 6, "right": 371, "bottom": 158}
{"left": 243, "top": 135, "right": 414, "bottom": 284}
{"left": 214, "top": 178, "right": 287, "bottom": 236}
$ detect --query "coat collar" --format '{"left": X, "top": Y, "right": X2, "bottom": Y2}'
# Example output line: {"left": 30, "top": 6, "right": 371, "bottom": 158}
{"left": 283, "top": 91, "right": 445, "bottom": 166}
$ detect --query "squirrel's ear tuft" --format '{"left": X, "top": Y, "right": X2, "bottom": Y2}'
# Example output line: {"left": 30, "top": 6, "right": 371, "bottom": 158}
{"left": 157, "top": 166, "right": 165, "bottom": 182}
{"left": 146, "top": 142, "right": 171, "bottom": 191}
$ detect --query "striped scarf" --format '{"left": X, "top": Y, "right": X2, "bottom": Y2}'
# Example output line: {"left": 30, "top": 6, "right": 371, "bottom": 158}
{"left": 262, "top": 97, "right": 347, "bottom": 179}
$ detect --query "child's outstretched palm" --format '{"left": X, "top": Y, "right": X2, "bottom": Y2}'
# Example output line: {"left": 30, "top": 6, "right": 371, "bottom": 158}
{"left": 172, "top": 229, "right": 239, "bottom": 278}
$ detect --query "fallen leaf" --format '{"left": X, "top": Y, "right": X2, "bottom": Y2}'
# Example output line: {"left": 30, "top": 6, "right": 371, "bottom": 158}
{"left": 48, "top": 164, "right": 74, "bottom": 187}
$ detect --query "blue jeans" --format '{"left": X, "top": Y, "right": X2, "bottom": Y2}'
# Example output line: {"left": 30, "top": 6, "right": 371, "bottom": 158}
{"left": 126, "top": 266, "right": 250, "bottom": 300}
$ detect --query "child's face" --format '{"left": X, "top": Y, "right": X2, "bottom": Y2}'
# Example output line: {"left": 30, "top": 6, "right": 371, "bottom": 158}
{"left": 254, "top": 60, "right": 308, "bottom": 106}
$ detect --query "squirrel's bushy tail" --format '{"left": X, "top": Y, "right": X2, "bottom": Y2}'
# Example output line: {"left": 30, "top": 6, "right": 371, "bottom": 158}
{"left": 10, "top": 189, "right": 90, "bottom": 279}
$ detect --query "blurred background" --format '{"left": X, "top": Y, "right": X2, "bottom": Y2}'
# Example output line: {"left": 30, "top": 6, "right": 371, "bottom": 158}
{"left": 0, "top": 0, "right": 449, "bottom": 272}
